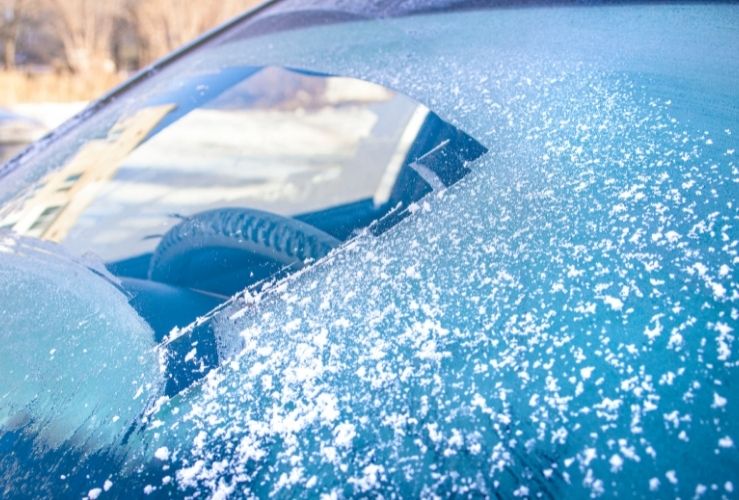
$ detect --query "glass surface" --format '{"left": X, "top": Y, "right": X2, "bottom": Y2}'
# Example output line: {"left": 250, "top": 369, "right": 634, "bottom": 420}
{"left": 0, "top": 110, "right": 43, "bottom": 164}
{"left": 0, "top": 2, "right": 737, "bottom": 498}
{"left": 0, "top": 65, "right": 485, "bottom": 338}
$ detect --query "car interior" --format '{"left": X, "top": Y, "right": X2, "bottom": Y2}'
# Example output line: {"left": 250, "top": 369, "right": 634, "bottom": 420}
{"left": 0, "top": 65, "right": 487, "bottom": 393}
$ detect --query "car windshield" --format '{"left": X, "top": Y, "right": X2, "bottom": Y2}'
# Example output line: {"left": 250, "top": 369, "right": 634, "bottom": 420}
{"left": 1, "top": 1, "right": 737, "bottom": 498}
{"left": 0, "top": 64, "right": 485, "bottom": 339}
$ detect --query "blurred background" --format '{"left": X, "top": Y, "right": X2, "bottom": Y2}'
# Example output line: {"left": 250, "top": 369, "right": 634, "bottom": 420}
{"left": 0, "top": 0, "right": 260, "bottom": 160}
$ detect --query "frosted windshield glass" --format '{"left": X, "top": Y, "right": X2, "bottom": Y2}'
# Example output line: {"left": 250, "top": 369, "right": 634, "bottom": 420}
{"left": 139, "top": 6, "right": 739, "bottom": 498}
{"left": 0, "top": 66, "right": 485, "bottom": 339}
{"left": 0, "top": 4, "right": 737, "bottom": 498}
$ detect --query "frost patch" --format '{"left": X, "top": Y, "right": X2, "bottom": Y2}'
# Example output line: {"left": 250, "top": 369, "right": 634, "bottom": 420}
{"left": 718, "top": 436, "right": 734, "bottom": 448}
{"left": 333, "top": 422, "right": 357, "bottom": 447}
{"left": 154, "top": 447, "right": 169, "bottom": 462}
{"left": 602, "top": 295, "right": 624, "bottom": 311}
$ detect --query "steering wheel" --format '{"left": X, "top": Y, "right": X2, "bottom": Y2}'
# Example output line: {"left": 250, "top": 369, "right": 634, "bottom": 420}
{"left": 148, "top": 208, "right": 340, "bottom": 291}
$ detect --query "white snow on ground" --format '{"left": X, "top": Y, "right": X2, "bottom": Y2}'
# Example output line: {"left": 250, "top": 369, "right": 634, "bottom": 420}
{"left": 10, "top": 101, "right": 87, "bottom": 130}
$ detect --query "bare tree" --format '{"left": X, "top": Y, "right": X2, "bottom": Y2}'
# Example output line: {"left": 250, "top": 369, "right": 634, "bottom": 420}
{"left": 1, "top": 0, "right": 260, "bottom": 75}
{"left": 42, "top": 0, "right": 123, "bottom": 73}
{"left": 129, "top": 0, "right": 259, "bottom": 65}
{"left": 0, "top": 0, "right": 31, "bottom": 69}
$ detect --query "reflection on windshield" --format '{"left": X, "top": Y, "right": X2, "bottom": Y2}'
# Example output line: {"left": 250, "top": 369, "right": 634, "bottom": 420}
{"left": 1, "top": 66, "right": 486, "bottom": 339}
